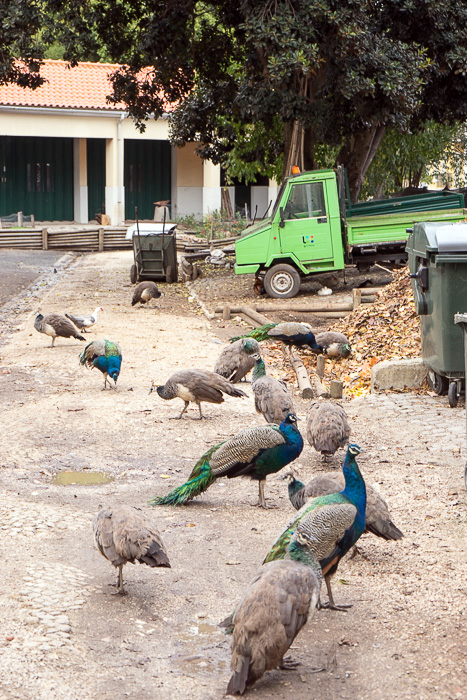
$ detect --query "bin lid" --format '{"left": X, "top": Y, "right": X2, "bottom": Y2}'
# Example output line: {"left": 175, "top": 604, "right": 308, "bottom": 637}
{"left": 409, "top": 221, "right": 467, "bottom": 254}
{"left": 125, "top": 223, "right": 177, "bottom": 240}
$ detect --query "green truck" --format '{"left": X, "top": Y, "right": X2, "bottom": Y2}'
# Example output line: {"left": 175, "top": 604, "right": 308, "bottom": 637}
{"left": 234, "top": 167, "right": 466, "bottom": 298}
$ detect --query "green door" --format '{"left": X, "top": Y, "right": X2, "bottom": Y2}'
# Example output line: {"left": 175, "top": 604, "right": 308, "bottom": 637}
{"left": 124, "top": 140, "right": 171, "bottom": 220}
{"left": 0, "top": 136, "right": 73, "bottom": 220}
{"left": 279, "top": 180, "right": 334, "bottom": 261}
{"left": 87, "top": 139, "right": 106, "bottom": 221}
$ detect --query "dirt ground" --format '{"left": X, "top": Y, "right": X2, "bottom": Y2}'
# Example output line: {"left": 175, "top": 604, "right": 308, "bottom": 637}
{"left": 0, "top": 250, "right": 466, "bottom": 700}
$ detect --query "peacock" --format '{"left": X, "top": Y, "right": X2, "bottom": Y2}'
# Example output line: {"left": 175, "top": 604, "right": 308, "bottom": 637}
{"left": 65, "top": 307, "right": 103, "bottom": 332}
{"left": 287, "top": 471, "right": 404, "bottom": 541}
{"left": 93, "top": 505, "right": 171, "bottom": 594}
{"left": 226, "top": 503, "right": 357, "bottom": 694}
{"left": 151, "top": 413, "right": 303, "bottom": 508}
{"left": 230, "top": 322, "right": 324, "bottom": 351}
{"left": 152, "top": 369, "right": 247, "bottom": 419}
{"left": 315, "top": 331, "right": 351, "bottom": 358}
{"left": 131, "top": 281, "right": 161, "bottom": 306}
{"left": 79, "top": 339, "right": 122, "bottom": 389}
{"left": 34, "top": 312, "right": 86, "bottom": 347}
{"left": 306, "top": 400, "right": 351, "bottom": 460}
{"left": 251, "top": 355, "right": 295, "bottom": 424}
{"left": 214, "top": 338, "right": 261, "bottom": 383}
{"left": 264, "top": 444, "right": 366, "bottom": 610}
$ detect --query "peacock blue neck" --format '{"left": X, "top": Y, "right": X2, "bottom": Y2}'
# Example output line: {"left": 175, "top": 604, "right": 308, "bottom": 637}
{"left": 279, "top": 420, "right": 304, "bottom": 451}
{"left": 251, "top": 357, "right": 266, "bottom": 382}
{"left": 341, "top": 452, "right": 366, "bottom": 536}
{"left": 288, "top": 540, "right": 322, "bottom": 579}
{"left": 306, "top": 332, "right": 322, "bottom": 351}
{"left": 288, "top": 476, "right": 305, "bottom": 498}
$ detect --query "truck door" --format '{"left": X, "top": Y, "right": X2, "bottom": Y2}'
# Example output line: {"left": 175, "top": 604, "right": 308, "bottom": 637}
{"left": 279, "top": 181, "right": 333, "bottom": 261}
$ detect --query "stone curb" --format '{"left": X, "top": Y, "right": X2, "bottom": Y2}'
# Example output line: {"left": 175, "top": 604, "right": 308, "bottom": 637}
{"left": 371, "top": 357, "right": 427, "bottom": 392}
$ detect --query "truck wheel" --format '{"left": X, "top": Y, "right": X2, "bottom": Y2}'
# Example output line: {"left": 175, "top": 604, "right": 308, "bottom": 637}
{"left": 448, "top": 381, "right": 459, "bottom": 408}
{"left": 428, "top": 371, "right": 448, "bottom": 395}
{"left": 263, "top": 264, "right": 301, "bottom": 299}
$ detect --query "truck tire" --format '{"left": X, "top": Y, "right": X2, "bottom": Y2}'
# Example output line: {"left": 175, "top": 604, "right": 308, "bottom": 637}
{"left": 263, "top": 264, "right": 301, "bottom": 299}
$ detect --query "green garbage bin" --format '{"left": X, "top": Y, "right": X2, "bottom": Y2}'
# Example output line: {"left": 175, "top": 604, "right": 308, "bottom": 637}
{"left": 406, "top": 221, "right": 467, "bottom": 406}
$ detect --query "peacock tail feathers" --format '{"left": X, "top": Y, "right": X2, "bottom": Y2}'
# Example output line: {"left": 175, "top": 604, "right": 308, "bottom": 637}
{"left": 229, "top": 323, "right": 277, "bottom": 343}
{"left": 150, "top": 459, "right": 216, "bottom": 506}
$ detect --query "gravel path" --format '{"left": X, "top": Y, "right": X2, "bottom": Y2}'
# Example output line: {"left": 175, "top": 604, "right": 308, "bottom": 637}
{"left": 0, "top": 251, "right": 465, "bottom": 700}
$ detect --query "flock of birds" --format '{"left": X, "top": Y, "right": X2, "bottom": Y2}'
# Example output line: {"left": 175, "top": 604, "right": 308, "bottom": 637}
{"left": 32, "top": 283, "right": 404, "bottom": 695}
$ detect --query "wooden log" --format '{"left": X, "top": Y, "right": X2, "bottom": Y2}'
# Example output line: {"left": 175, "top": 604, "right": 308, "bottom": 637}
{"left": 256, "top": 303, "right": 353, "bottom": 313}
{"left": 316, "top": 354, "right": 325, "bottom": 380}
{"left": 240, "top": 305, "right": 272, "bottom": 326}
{"left": 311, "top": 372, "right": 330, "bottom": 398}
{"left": 41, "top": 228, "right": 48, "bottom": 250}
{"left": 330, "top": 379, "right": 343, "bottom": 399}
{"left": 214, "top": 305, "right": 242, "bottom": 314}
{"left": 352, "top": 288, "right": 362, "bottom": 309}
{"left": 98, "top": 227, "right": 104, "bottom": 252}
{"left": 222, "top": 304, "right": 231, "bottom": 320}
{"left": 289, "top": 348, "right": 314, "bottom": 399}
{"left": 361, "top": 294, "right": 377, "bottom": 304}
{"left": 360, "top": 286, "right": 384, "bottom": 295}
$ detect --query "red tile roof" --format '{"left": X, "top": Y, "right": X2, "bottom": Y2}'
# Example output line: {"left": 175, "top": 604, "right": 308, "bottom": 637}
{"left": 0, "top": 60, "right": 129, "bottom": 110}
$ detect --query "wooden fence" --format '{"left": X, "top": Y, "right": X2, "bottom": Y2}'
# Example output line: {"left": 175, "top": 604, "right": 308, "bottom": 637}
{"left": 0, "top": 228, "right": 132, "bottom": 251}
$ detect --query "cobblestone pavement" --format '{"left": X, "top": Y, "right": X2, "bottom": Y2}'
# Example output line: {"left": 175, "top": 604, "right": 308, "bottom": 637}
{"left": 0, "top": 250, "right": 465, "bottom": 700}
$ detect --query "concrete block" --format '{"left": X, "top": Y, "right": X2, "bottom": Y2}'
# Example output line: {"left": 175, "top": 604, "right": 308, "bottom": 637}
{"left": 371, "top": 358, "right": 427, "bottom": 393}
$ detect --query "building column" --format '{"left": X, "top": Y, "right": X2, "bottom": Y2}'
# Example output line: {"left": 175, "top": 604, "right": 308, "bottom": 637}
{"left": 105, "top": 118, "right": 125, "bottom": 225}
{"left": 73, "top": 138, "right": 88, "bottom": 223}
{"left": 202, "top": 160, "right": 221, "bottom": 217}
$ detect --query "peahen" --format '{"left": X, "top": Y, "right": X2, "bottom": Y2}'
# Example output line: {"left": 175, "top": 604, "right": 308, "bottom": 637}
{"left": 288, "top": 471, "right": 404, "bottom": 541}
{"left": 152, "top": 369, "right": 247, "bottom": 419}
{"left": 251, "top": 355, "right": 295, "bottom": 424}
{"left": 264, "top": 444, "right": 366, "bottom": 610}
{"left": 93, "top": 505, "right": 171, "bottom": 594}
{"left": 315, "top": 331, "right": 351, "bottom": 358}
{"left": 306, "top": 400, "right": 350, "bottom": 460}
{"left": 151, "top": 413, "right": 303, "bottom": 508}
{"left": 65, "top": 307, "right": 103, "bottom": 332}
{"left": 214, "top": 338, "right": 260, "bottom": 383}
{"left": 34, "top": 313, "right": 86, "bottom": 347}
{"left": 230, "top": 322, "right": 323, "bottom": 351}
{"left": 131, "top": 281, "right": 162, "bottom": 306}
{"left": 226, "top": 503, "right": 357, "bottom": 694}
{"left": 79, "top": 339, "right": 122, "bottom": 389}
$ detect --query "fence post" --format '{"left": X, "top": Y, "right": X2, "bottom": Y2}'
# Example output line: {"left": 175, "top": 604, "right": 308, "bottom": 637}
{"left": 98, "top": 227, "right": 104, "bottom": 252}
{"left": 42, "top": 228, "right": 48, "bottom": 250}
{"left": 18, "top": 211, "right": 23, "bottom": 227}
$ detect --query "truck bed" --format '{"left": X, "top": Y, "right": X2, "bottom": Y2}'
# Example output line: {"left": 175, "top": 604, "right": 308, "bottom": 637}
{"left": 345, "top": 190, "right": 464, "bottom": 218}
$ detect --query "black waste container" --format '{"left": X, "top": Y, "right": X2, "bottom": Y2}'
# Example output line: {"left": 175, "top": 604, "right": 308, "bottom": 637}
{"left": 406, "top": 221, "right": 467, "bottom": 406}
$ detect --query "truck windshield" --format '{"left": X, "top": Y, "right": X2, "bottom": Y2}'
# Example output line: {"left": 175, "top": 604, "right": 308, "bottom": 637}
{"left": 270, "top": 181, "right": 288, "bottom": 220}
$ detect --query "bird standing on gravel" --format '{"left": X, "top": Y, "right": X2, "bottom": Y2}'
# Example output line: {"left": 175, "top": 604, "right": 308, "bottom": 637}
{"left": 264, "top": 444, "right": 366, "bottom": 610}
{"left": 79, "top": 339, "right": 122, "bottom": 389}
{"left": 231, "top": 322, "right": 324, "bottom": 351}
{"left": 152, "top": 369, "right": 247, "bottom": 419}
{"left": 214, "top": 338, "right": 260, "bottom": 383}
{"left": 306, "top": 400, "right": 351, "bottom": 460}
{"left": 93, "top": 505, "right": 171, "bottom": 594}
{"left": 152, "top": 413, "right": 303, "bottom": 508}
{"left": 226, "top": 503, "right": 357, "bottom": 694}
{"left": 287, "top": 471, "right": 404, "bottom": 541}
{"left": 251, "top": 355, "right": 295, "bottom": 424}
{"left": 34, "top": 313, "right": 86, "bottom": 347}
{"left": 65, "top": 307, "right": 103, "bottom": 332}
{"left": 132, "top": 281, "right": 162, "bottom": 306}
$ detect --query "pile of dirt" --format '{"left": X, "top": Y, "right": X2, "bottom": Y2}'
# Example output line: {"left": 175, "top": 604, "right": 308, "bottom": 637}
{"left": 302, "top": 267, "right": 422, "bottom": 397}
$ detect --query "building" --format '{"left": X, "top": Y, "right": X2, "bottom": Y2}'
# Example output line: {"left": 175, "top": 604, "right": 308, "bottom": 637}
{"left": 0, "top": 60, "right": 275, "bottom": 225}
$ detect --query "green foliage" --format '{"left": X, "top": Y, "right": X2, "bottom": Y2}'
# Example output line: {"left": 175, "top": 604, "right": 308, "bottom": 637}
{"left": 361, "top": 122, "right": 466, "bottom": 198}
{"left": 175, "top": 210, "right": 247, "bottom": 239}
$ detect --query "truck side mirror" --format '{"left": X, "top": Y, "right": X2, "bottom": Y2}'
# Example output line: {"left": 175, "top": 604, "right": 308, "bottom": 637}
{"left": 279, "top": 207, "right": 285, "bottom": 228}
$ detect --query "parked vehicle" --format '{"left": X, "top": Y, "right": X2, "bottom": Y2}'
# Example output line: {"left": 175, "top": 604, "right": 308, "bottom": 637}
{"left": 234, "top": 167, "right": 466, "bottom": 298}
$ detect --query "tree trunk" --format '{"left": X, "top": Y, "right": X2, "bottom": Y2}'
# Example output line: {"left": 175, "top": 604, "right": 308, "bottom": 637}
{"left": 336, "top": 125, "right": 386, "bottom": 202}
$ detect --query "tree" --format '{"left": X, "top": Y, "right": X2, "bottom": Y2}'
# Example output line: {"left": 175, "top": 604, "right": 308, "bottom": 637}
{"left": 3, "top": 1, "right": 467, "bottom": 200}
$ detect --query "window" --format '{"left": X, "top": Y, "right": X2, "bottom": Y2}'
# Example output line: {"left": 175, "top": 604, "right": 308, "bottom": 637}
{"left": 284, "top": 182, "right": 326, "bottom": 219}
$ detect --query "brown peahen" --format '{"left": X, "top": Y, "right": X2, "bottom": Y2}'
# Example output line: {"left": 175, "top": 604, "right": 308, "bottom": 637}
{"left": 34, "top": 313, "right": 85, "bottom": 347}
{"left": 306, "top": 400, "right": 351, "bottom": 460}
{"left": 251, "top": 354, "right": 295, "bottom": 424}
{"left": 93, "top": 505, "right": 171, "bottom": 594}
{"left": 131, "top": 281, "right": 162, "bottom": 306}
{"left": 226, "top": 503, "right": 357, "bottom": 694}
{"left": 214, "top": 338, "right": 261, "bottom": 383}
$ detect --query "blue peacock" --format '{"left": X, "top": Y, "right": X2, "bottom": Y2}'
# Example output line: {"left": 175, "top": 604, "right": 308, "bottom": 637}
{"left": 230, "top": 321, "right": 324, "bottom": 351}
{"left": 264, "top": 443, "right": 366, "bottom": 610}
{"left": 79, "top": 339, "right": 122, "bottom": 389}
{"left": 151, "top": 413, "right": 303, "bottom": 508}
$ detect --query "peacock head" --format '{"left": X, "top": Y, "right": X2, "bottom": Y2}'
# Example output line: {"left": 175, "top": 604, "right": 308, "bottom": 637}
{"left": 283, "top": 413, "right": 298, "bottom": 425}
{"left": 243, "top": 338, "right": 260, "bottom": 354}
{"left": 347, "top": 444, "right": 362, "bottom": 457}
{"left": 341, "top": 343, "right": 351, "bottom": 357}
{"left": 110, "top": 370, "right": 119, "bottom": 384}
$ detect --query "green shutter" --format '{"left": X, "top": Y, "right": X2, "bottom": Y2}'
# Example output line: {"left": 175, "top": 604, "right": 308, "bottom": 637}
{"left": 87, "top": 139, "right": 106, "bottom": 221}
{"left": 124, "top": 140, "right": 171, "bottom": 220}
{"left": 0, "top": 136, "right": 73, "bottom": 221}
